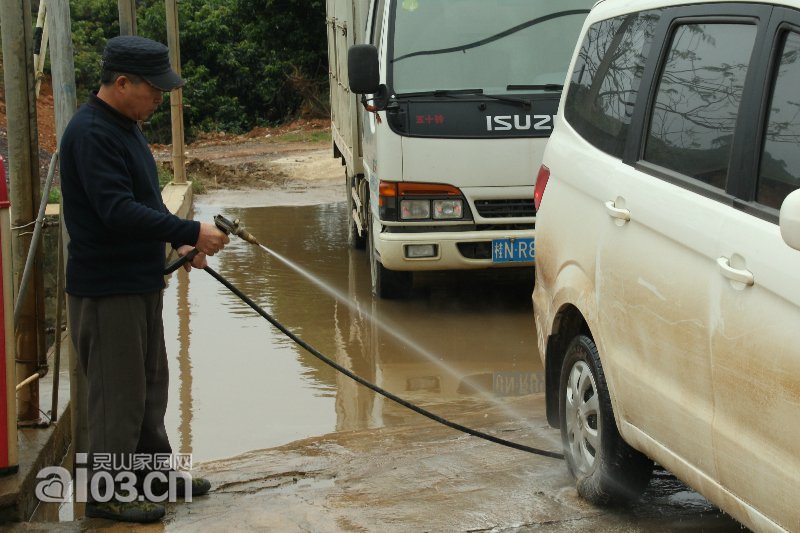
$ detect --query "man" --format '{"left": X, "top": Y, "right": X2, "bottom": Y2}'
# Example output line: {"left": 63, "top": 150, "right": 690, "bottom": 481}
{"left": 60, "top": 35, "right": 229, "bottom": 523}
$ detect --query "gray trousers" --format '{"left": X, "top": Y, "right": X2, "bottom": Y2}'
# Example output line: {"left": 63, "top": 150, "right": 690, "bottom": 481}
{"left": 68, "top": 291, "right": 172, "bottom": 494}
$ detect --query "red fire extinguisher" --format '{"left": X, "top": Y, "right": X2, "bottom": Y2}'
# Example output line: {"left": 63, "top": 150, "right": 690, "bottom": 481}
{"left": 0, "top": 156, "right": 18, "bottom": 475}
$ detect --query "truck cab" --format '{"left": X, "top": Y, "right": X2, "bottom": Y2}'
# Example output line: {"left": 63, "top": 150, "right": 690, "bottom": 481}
{"left": 327, "top": 0, "right": 595, "bottom": 297}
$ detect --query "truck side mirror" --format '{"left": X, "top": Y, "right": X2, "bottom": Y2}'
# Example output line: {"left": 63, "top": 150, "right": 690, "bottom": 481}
{"left": 348, "top": 44, "right": 380, "bottom": 94}
{"left": 780, "top": 188, "right": 800, "bottom": 251}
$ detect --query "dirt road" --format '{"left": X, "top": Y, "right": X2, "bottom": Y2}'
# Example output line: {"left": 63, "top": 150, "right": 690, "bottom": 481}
{"left": 153, "top": 120, "right": 342, "bottom": 197}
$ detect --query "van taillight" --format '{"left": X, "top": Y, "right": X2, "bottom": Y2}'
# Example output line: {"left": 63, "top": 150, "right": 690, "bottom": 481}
{"left": 534, "top": 165, "right": 550, "bottom": 212}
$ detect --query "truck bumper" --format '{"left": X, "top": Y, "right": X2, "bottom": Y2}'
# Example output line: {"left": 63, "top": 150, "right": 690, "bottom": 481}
{"left": 375, "top": 228, "right": 536, "bottom": 271}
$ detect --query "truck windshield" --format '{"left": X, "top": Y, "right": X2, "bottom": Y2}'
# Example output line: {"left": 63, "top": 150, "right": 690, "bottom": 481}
{"left": 389, "top": 0, "right": 593, "bottom": 95}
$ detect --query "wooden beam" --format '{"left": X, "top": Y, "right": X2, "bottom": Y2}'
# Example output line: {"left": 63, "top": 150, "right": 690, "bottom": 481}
{"left": 45, "top": 0, "right": 89, "bottom": 459}
{"left": 165, "top": 0, "right": 187, "bottom": 185}
{"left": 0, "top": 0, "right": 46, "bottom": 424}
{"left": 118, "top": 0, "right": 137, "bottom": 35}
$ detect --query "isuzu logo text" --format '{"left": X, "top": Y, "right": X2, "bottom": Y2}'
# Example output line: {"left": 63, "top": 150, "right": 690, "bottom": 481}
{"left": 486, "top": 115, "right": 553, "bottom": 132}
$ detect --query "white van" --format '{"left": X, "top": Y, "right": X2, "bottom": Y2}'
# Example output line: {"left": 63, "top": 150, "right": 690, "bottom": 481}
{"left": 327, "top": 0, "right": 595, "bottom": 297}
{"left": 532, "top": 0, "right": 800, "bottom": 531}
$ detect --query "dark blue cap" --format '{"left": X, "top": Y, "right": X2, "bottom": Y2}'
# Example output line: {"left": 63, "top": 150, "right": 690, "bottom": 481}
{"left": 102, "top": 35, "right": 184, "bottom": 91}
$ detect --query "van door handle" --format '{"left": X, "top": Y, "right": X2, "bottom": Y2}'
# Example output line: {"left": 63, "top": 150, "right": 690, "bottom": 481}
{"left": 717, "top": 257, "right": 754, "bottom": 286}
{"left": 605, "top": 201, "right": 631, "bottom": 221}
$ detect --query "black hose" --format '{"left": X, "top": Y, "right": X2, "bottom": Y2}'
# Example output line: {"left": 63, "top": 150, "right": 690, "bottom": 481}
{"left": 204, "top": 265, "right": 564, "bottom": 460}
{"left": 164, "top": 248, "right": 199, "bottom": 275}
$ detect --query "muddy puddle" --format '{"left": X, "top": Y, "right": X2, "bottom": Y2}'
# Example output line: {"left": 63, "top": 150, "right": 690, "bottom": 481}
{"left": 161, "top": 200, "right": 542, "bottom": 462}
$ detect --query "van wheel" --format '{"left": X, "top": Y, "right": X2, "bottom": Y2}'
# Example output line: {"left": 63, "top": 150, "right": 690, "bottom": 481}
{"left": 559, "top": 334, "right": 653, "bottom": 504}
{"left": 347, "top": 174, "right": 366, "bottom": 250}
{"left": 367, "top": 209, "right": 411, "bottom": 299}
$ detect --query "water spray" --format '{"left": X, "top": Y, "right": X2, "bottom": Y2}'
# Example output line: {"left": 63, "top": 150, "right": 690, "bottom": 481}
{"left": 165, "top": 215, "right": 563, "bottom": 460}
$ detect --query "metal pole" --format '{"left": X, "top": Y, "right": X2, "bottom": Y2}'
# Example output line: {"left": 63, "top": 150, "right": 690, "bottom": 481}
{"left": 45, "top": 0, "right": 87, "bottom": 458}
{"left": 165, "top": 0, "right": 187, "bottom": 185}
{"left": 13, "top": 152, "right": 57, "bottom": 325}
{"left": 118, "top": 0, "right": 137, "bottom": 36}
{"left": 1, "top": 0, "right": 45, "bottom": 424}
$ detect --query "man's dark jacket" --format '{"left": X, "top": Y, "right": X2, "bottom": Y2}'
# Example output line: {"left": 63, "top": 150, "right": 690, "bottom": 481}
{"left": 60, "top": 94, "right": 200, "bottom": 297}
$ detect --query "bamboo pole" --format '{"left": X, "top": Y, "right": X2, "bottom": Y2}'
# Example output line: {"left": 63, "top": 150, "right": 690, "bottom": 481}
{"left": 33, "top": 1, "right": 50, "bottom": 98}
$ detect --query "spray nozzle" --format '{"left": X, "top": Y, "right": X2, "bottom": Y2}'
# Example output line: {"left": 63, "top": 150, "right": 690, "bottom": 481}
{"left": 213, "top": 214, "right": 261, "bottom": 246}
{"left": 164, "top": 214, "right": 262, "bottom": 275}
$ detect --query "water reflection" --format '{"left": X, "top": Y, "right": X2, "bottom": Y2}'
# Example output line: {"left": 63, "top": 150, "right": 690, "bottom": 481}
{"left": 162, "top": 201, "right": 541, "bottom": 462}
{"left": 176, "top": 267, "right": 193, "bottom": 456}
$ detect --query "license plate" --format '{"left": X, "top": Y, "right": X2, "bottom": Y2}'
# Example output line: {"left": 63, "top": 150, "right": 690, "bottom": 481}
{"left": 492, "top": 237, "right": 535, "bottom": 263}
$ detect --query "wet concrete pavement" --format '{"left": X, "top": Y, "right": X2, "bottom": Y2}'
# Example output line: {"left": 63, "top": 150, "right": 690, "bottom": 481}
{"left": 26, "top": 189, "right": 744, "bottom": 530}
{"left": 166, "top": 396, "right": 738, "bottom": 532}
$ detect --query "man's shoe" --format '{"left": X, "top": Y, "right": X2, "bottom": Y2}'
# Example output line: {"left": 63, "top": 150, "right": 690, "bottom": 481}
{"left": 176, "top": 475, "right": 211, "bottom": 497}
{"left": 151, "top": 473, "right": 211, "bottom": 499}
{"left": 85, "top": 500, "right": 165, "bottom": 523}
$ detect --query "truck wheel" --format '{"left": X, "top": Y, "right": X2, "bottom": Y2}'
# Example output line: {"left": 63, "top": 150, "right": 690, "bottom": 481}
{"left": 347, "top": 174, "right": 366, "bottom": 250}
{"left": 367, "top": 209, "right": 411, "bottom": 299}
{"left": 559, "top": 334, "right": 653, "bottom": 504}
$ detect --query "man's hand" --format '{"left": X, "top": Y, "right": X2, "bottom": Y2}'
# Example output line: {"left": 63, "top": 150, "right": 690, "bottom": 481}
{"left": 176, "top": 245, "right": 207, "bottom": 272}
{"left": 196, "top": 222, "right": 230, "bottom": 256}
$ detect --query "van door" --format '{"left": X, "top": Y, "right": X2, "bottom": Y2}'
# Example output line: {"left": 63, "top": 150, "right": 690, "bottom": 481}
{"left": 599, "top": 9, "right": 765, "bottom": 478}
{"left": 711, "top": 19, "right": 800, "bottom": 529}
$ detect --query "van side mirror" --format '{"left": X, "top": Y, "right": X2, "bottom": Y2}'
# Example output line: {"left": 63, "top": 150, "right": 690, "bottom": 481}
{"left": 780, "top": 189, "right": 800, "bottom": 251}
{"left": 348, "top": 44, "right": 380, "bottom": 94}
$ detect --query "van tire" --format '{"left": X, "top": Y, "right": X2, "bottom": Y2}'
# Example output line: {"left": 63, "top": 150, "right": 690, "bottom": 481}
{"left": 559, "top": 334, "right": 653, "bottom": 504}
{"left": 367, "top": 208, "right": 411, "bottom": 299}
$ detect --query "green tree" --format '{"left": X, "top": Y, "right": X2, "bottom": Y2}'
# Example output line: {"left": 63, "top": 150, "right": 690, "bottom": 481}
{"left": 70, "top": 0, "right": 120, "bottom": 96}
{"left": 68, "top": 0, "right": 328, "bottom": 142}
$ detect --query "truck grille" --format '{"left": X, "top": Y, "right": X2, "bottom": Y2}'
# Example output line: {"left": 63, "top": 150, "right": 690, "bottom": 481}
{"left": 474, "top": 199, "right": 536, "bottom": 218}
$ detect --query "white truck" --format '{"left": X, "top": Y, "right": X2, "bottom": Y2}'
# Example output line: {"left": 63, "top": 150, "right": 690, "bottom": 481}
{"left": 326, "top": 0, "right": 594, "bottom": 297}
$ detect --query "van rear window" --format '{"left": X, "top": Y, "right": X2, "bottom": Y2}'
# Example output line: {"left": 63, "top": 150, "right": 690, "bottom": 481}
{"left": 564, "top": 11, "right": 662, "bottom": 158}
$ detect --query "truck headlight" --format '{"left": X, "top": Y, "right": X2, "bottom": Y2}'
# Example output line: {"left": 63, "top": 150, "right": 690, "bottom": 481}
{"left": 379, "top": 181, "right": 469, "bottom": 221}
{"left": 400, "top": 199, "right": 431, "bottom": 220}
{"left": 433, "top": 199, "right": 463, "bottom": 219}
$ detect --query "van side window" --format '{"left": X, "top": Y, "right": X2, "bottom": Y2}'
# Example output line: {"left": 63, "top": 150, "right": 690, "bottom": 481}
{"left": 644, "top": 23, "right": 756, "bottom": 190}
{"left": 758, "top": 30, "right": 800, "bottom": 210}
{"left": 564, "top": 10, "right": 662, "bottom": 158}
